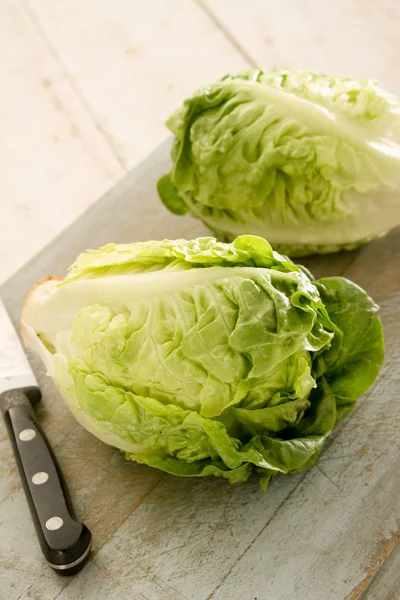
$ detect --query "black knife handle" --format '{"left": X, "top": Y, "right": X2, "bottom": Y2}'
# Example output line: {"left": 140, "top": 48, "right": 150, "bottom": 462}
{"left": 1, "top": 388, "right": 92, "bottom": 575}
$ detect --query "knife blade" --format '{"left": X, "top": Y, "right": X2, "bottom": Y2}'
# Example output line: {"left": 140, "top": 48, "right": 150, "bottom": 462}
{"left": 0, "top": 298, "right": 91, "bottom": 575}
{"left": 0, "top": 298, "right": 37, "bottom": 393}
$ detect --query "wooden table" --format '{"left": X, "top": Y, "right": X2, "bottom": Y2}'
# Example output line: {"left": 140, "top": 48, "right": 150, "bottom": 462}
{"left": 1, "top": 141, "right": 399, "bottom": 600}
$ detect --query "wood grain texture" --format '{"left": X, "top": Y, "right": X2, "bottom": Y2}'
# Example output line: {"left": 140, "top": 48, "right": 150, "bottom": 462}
{"left": 1, "top": 0, "right": 248, "bottom": 287}
{"left": 0, "top": 140, "right": 399, "bottom": 599}
{"left": 357, "top": 542, "right": 400, "bottom": 599}
{"left": 26, "top": 0, "right": 250, "bottom": 170}
{"left": 202, "top": 0, "right": 400, "bottom": 94}
{"left": 0, "top": 0, "right": 124, "bottom": 286}
{"left": 0, "top": 493, "right": 70, "bottom": 600}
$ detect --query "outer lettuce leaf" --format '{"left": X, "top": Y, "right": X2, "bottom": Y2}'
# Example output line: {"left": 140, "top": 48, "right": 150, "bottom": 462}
{"left": 158, "top": 69, "right": 400, "bottom": 255}
{"left": 314, "top": 277, "right": 384, "bottom": 422}
{"left": 22, "top": 236, "right": 384, "bottom": 488}
{"left": 64, "top": 235, "right": 299, "bottom": 281}
{"left": 217, "top": 234, "right": 387, "bottom": 259}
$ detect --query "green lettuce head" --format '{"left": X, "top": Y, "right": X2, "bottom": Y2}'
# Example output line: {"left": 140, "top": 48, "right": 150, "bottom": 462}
{"left": 22, "top": 236, "right": 384, "bottom": 489}
{"left": 158, "top": 69, "right": 400, "bottom": 256}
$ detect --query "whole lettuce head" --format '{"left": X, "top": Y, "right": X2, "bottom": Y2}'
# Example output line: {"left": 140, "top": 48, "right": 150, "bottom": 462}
{"left": 158, "top": 69, "right": 400, "bottom": 256}
{"left": 22, "top": 236, "right": 384, "bottom": 489}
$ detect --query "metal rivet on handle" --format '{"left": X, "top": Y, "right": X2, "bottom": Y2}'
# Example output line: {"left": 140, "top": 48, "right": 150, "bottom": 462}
{"left": 19, "top": 429, "right": 36, "bottom": 441}
{"left": 45, "top": 517, "right": 64, "bottom": 531}
{"left": 32, "top": 472, "right": 49, "bottom": 485}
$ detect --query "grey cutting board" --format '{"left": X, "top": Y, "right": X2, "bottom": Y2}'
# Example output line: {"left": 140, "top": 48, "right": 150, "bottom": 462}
{"left": 1, "top": 140, "right": 399, "bottom": 600}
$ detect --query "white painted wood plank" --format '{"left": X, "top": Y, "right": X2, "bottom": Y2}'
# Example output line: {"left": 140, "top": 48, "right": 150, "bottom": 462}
{"left": 0, "top": 1, "right": 123, "bottom": 285}
{"left": 203, "top": 0, "right": 400, "bottom": 94}
{"left": 26, "top": 0, "right": 250, "bottom": 170}
{"left": 0, "top": 0, "right": 47, "bottom": 75}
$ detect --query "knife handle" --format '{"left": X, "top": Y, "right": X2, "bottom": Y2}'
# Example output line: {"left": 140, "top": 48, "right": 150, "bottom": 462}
{"left": 1, "top": 388, "right": 92, "bottom": 575}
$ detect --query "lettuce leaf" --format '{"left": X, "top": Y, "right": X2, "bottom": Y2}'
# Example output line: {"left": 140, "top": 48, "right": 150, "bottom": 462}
{"left": 158, "top": 69, "right": 400, "bottom": 255}
{"left": 22, "top": 236, "right": 384, "bottom": 489}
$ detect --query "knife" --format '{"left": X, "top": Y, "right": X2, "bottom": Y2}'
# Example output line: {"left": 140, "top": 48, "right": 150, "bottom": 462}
{"left": 0, "top": 298, "right": 91, "bottom": 575}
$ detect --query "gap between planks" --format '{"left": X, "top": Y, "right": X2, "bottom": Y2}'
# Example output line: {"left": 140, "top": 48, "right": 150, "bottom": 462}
{"left": 194, "top": 0, "right": 258, "bottom": 68}
{"left": 21, "top": 0, "right": 128, "bottom": 172}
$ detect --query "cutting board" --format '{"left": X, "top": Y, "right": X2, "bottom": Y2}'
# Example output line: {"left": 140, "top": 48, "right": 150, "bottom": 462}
{"left": 1, "top": 140, "right": 399, "bottom": 600}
